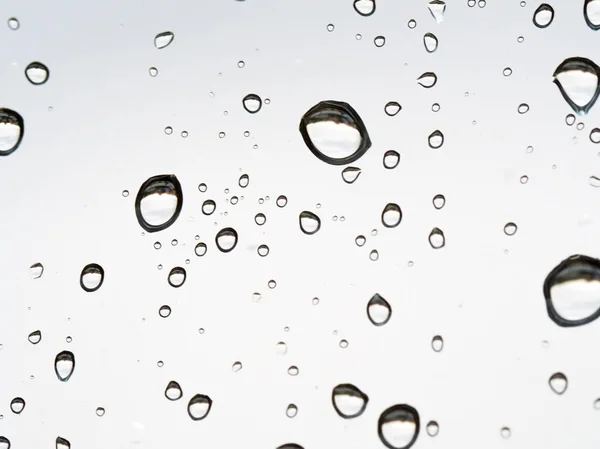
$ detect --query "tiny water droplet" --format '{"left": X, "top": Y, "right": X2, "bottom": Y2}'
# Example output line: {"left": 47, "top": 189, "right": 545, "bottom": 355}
{"left": 28, "top": 330, "right": 41, "bottom": 345}
{"left": 432, "top": 103, "right": 441, "bottom": 112}
{"left": 187, "top": 394, "right": 212, "bottom": 420}
{"left": 584, "top": 0, "right": 600, "bottom": 30}
{"left": 369, "top": 250, "right": 379, "bottom": 261}
{"left": 242, "top": 94, "right": 262, "bottom": 114}
{"left": 432, "top": 194, "right": 445, "bottom": 209}
{"left": 500, "top": 427, "right": 511, "bottom": 439}
{"left": 374, "top": 35, "right": 386, "bottom": 47}
{"left": 165, "top": 381, "right": 183, "bottom": 400}
{"left": 549, "top": 372, "right": 568, "bottom": 395}
{"left": 468, "top": 0, "right": 475, "bottom": 7}
{"left": 29, "top": 263, "right": 43, "bottom": 279}
{"left": 276, "top": 195, "right": 288, "bottom": 207}
{"left": 154, "top": 241, "right": 162, "bottom": 250}
{"left": 237, "top": 60, "right": 245, "bottom": 68}
{"left": 428, "top": 0, "right": 446, "bottom": 22}
{"left": 533, "top": 3, "right": 554, "bottom": 27}
{"left": 65, "top": 336, "right": 72, "bottom": 343}
{"left": 171, "top": 239, "right": 178, "bottom": 246}
{"left": 202, "top": 199, "right": 216, "bottom": 215}
{"left": 342, "top": 167, "right": 362, "bottom": 184}
{"left": 429, "top": 228, "right": 445, "bottom": 249}
{"left": 553, "top": 57, "right": 600, "bottom": 115}
{"left": 353, "top": 0, "right": 375, "bottom": 16}
{"left": 239, "top": 174, "right": 250, "bottom": 188}
{"left": 378, "top": 404, "right": 420, "bottom": 449}
{"left": 355, "top": 235, "right": 366, "bottom": 247}
{"left": 25, "top": 62, "right": 49, "bottom": 85}
{"left": 55, "top": 350, "right": 75, "bottom": 382}
{"left": 520, "top": 175, "right": 529, "bottom": 184}
{"left": 327, "top": 23, "right": 335, "bottom": 31}
{"left": 195, "top": 242, "right": 207, "bottom": 256}
{"left": 577, "top": 122, "right": 585, "bottom": 130}
{"left": 0, "top": 108, "right": 25, "bottom": 156}
{"left": 181, "top": 130, "right": 188, "bottom": 138}
{"left": 383, "top": 150, "right": 400, "bottom": 169}
{"left": 255, "top": 213, "right": 266, "bottom": 225}
{"left": 96, "top": 407, "right": 105, "bottom": 417}
{"left": 504, "top": 222, "right": 518, "bottom": 235}
{"left": 367, "top": 294, "right": 392, "bottom": 326}
{"left": 299, "top": 211, "right": 321, "bottom": 235}
{"left": 198, "top": 183, "right": 207, "bottom": 192}
{"left": 80, "top": 263, "right": 104, "bottom": 292}
{"left": 216, "top": 228, "right": 238, "bottom": 252}
{"left": 149, "top": 67, "right": 158, "bottom": 77}
{"left": 417, "top": 72, "right": 437, "bottom": 88}
{"left": 135, "top": 174, "right": 183, "bottom": 232}
{"left": 339, "top": 339, "right": 349, "bottom": 348}
{"left": 518, "top": 103, "right": 530, "bottom": 114}
{"left": 159, "top": 305, "right": 171, "bottom": 318}
{"left": 503, "top": 67, "right": 513, "bottom": 76}
{"left": 408, "top": 19, "right": 417, "bottom": 29}
{"left": 381, "top": 203, "right": 402, "bottom": 228}
{"left": 426, "top": 421, "right": 439, "bottom": 437}
{"left": 423, "top": 33, "right": 438, "bottom": 53}
{"left": 385, "top": 101, "right": 402, "bottom": 116}
{"left": 594, "top": 398, "right": 600, "bottom": 409}
{"left": 10, "top": 398, "right": 25, "bottom": 414}
{"left": 219, "top": 131, "right": 226, "bottom": 138}
{"left": 56, "top": 437, "right": 70, "bottom": 449}
{"left": 257, "top": 245, "right": 270, "bottom": 257}
{"left": 332, "top": 384, "right": 369, "bottom": 418}
{"left": 428, "top": 130, "right": 444, "bottom": 149}
{"left": 517, "top": 35, "right": 524, "bottom": 43}
{"left": 7, "top": 18, "right": 19, "bottom": 30}
{"left": 566, "top": 114, "right": 576, "bottom": 125}
{"left": 288, "top": 366, "right": 299, "bottom": 376}
{"left": 286, "top": 404, "right": 298, "bottom": 418}
{"left": 154, "top": 31, "right": 174, "bottom": 49}
{"left": 431, "top": 335, "right": 444, "bottom": 352}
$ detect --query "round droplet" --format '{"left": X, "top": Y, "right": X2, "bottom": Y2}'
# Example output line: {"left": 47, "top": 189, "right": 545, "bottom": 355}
{"left": 584, "top": 0, "right": 600, "bottom": 30}
{"left": 56, "top": 437, "right": 70, "bottom": 449}
{"left": 276, "top": 195, "right": 288, "bottom": 207}
{"left": 7, "top": 18, "right": 19, "bottom": 30}
{"left": 342, "top": 167, "right": 362, "bottom": 184}
{"left": 426, "top": 421, "right": 439, "bottom": 437}
{"left": 164, "top": 126, "right": 173, "bottom": 135}
{"left": 198, "top": 183, "right": 207, "bottom": 192}
{"left": 149, "top": 67, "right": 158, "bottom": 77}
{"left": 165, "top": 381, "right": 183, "bottom": 400}
{"left": 55, "top": 350, "right": 75, "bottom": 382}
{"left": 96, "top": 407, "right": 105, "bottom": 417}
{"left": 428, "top": 0, "right": 446, "bottom": 23}
{"left": 10, "top": 398, "right": 25, "bottom": 414}
{"left": 299, "top": 211, "right": 321, "bottom": 235}
{"left": 0, "top": 108, "right": 25, "bottom": 156}
{"left": 355, "top": 235, "right": 366, "bottom": 247}
{"left": 187, "top": 394, "right": 212, "bottom": 420}
{"left": 577, "top": 122, "right": 585, "bottom": 130}
{"left": 517, "top": 35, "right": 524, "bottom": 43}
{"left": 353, "top": 0, "right": 375, "bottom": 16}
{"left": 432, "top": 103, "right": 441, "bottom": 112}
{"left": 381, "top": 203, "right": 402, "bottom": 228}
{"left": 428, "top": 130, "right": 444, "bottom": 149}
{"left": 378, "top": 404, "right": 420, "bottom": 449}
{"left": 232, "top": 361, "right": 243, "bottom": 372}
{"left": 367, "top": 294, "right": 392, "bottom": 326}
{"left": 417, "top": 72, "right": 437, "bottom": 88}
{"left": 544, "top": 255, "right": 600, "bottom": 326}
{"left": 408, "top": 19, "right": 417, "bottom": 28}
{"left": 29, "top": 263, "right": 43, "bottom": 279}
{"left": 167, "top": 267, "right": 186, "bottom": 288}
{"left": 503, "top": 67, "right": 513, "bottom": 76}
{"left": 500, "top": 427, "right": 511, "bottom": 439}
{"left": 504, "top": 222, "right": 517, "bottom": 236}
{"left": 195, "top": 242, "right": 207, "bottom": 256}
{"left": 553, "top": 57, "right": 600, "bottom": 115}
{"left": 242, "top": 94, "right": 262, "bottom": 114}
{"left": 533, "top": 3, "right": 554, "bottom": 27}
{"left": 257, "top": 245, "right": 270, "bottom": 257}
{"left": 288, "top": 366, "right": 299, "bottom": 376}
{"left": 566, "top": 114, "right": 576, "bottom": 125}
{"left": 25, "top": 62, "right": 49, "bottom": 85}
{"left": 385, "top": 101, "right": 402, "bottom": 116}
{"left": 590, "top": 128, "right": 600, "bottom": 143}
{"left": 431, "top": 335, "right": 444, "bottom": 352}
{"left": 299, "top": 100, "right": 371, "bottom": 165}
{"left": 429, "top": 228, "right": 445, "bottom": 249}
{"left": 374, "top": 36, "right": 386, "bottom": 47}
{"left": 159, "top": 305, "right": 171, "bottom": 318}
{"left": 80, "top": 263, "right": 104, "bottom": 292}
{"left": 520, "top": 175, "right": 529, "bottom": 184}
{"left": 518, "top": 103, "right": 530, "bottom": 114}
{"left": 201, "top": 200, "right": 216, "bottom": 216}
{"left": 370, "top": 250, "right": 379, "bottom": 261}
{"left": 423, "top": 33, "right": 438, "bottom": 53}
{"left": 327, "top": 23, "right": 335, "bottom": 31}
{"left": 383, "top": 150, "right": 400, "bottom": 169}
{"left": 339, "top": 339, "right": 349, "bottom": 348}
{"left": 432, "top": 194, "right": 445, "bottom": 209}
{"left": 549, "top": 372, "right": 568, "bottom": 395}
{"left": 239, "top": 174, "right": 249, "bottom": 188}
{"left": 216, "top": 227, "right": 238, "bottom": 252}
{"left": 28, "top": 330, "right": 41, "bottom": 345}
{"left": 286, "top": 404, "right": 298, "bottom": 418}
{"left": 154, "top": 31, "right": 174, "bottom": 49}
{"left": 331, "top": 383, "right": 369, "bottom": 418}
{"left": 135, "top": 174, "right": 183, "bottom": 232}
{"left": 238, "top": 60, "right": 245, "bottom": 68}
{"left": 255, "top": 213, "right": 266, "bottom": 225}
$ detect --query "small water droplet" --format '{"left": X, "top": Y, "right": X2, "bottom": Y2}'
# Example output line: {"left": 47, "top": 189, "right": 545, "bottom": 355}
{"left": 0, "top": 108, "right": 25, "bottom": 156}
{"left": 381, "top": 203, "right": 402, "bottom": 228}
{"left": 367, "top": 294, "right": 392, "bottom": 326}
{"left": 159, "top": 305, "right": 171, "bottom": 318}
{"left": 276, "top": 342, "right": 287, "bottom": 355}
{"left": 327, "top": 23, "right": 335, "bottom": 31}
{"left": 149, "top": 67, "right": 158, "bottom": 77}
{"left": 423, "top": 33, "right": 438, "bottom": 53}
{"left": 467, "top": 0, "right": 475, "bottom": 7}
{"left": 429, "top": 228, "right": 445, "bottom": 249}
{"left": 577, "top": 122, "right": 585, "bottom": 130}
{"left": 341, "top": 167, "right": 362, "bottom": 184}
{"left": 171, "top": 239, "right": 178, "bottom": 246}
{"left": 287, "top": 366, "right": 299, "bottom": 376}
{"left": 7, "top": 18, "right": 19, "bottom": 30}
{"left": 194, "top": 242, "right": 207, "bottom": 257}
{"left": 276, "top": 195, "right": 288, "bottom": 207}
{"left": 28, "top": 330, "right": 41, "bottom": 345}
{"left": 216, "top": 228, "right": 238, "bottom": 252}
{"left": 378, "top": 404, "right": 420, "bottom": 449}
{"left": 371, "top": 229, "right": 378, "bottom": 236}
{"left": 428, "top": 0, "right": 446, "bottom": 22}
{"left": 431, "top": 335, "right": 444, "bottom": 352}
{"left": 187, "top": 394, "right": 212, "bottom": 420}
{"left": 181, "top": 130, "right": 188, "bottom": 138}
{"left": 255, "top": 213, "right": 266, "bottom": 226}
{"left": 553, "top": 57, "right": 600, "bottom": 115}
{"left": 369, "top": 250, "right": 379, "bottom": 261}
{"left": 257, "top": 245, "right": 270, "bottom": 257}
{"left": 590, "top": 128, "right": 600, "bottom": 143}
{"left": 25, "top": 62, "right": 49, "bottom": 85}
{"left": 517, "top": 35, "right": 524, "bottom": 43}
{"left": 520, "top": 175, "right": 529, "bottom": 184}
{"left": 355, "top": 235, "right": 366, "bottom": 247}
{"left": 549, "top": 372, "right": 568, "bottom": 395}
{"left": 417, "top": 72, "right": 437, "bottom": 88}
{"left": 408, "top": 19, "right": 417, "bottom": 29}
{"left": 503, "top": 67, "right": 513, "bottom": 77}
{"left": 383, "top": 150, "right": 400, "bottom": 169}
{"left": 518, "top": 103, "right": 530, "bottom": 114}
{"left": 594, "top": 398, "right": 600, "bottom": 409}
{"left": 202, "top": 199, "right": 216, "bottom": 215}
{"left": 428, "top": 130, "right": 444, "bottom": 149}
{"left": 385, "top": 101, "right": 402, "bottom": 116}
{"left": 237, "top": 60, "right": 245, "bottom": 68}
{"left": 504, "top": 222, "right": 518, "bottom": 236}
{"left": 242, "top": 94, "right": 262, "bottom": 114}
{"left": 431, "top": 103, "right": 441, "bottom": 112}
{"left": 96, "top": 407, "right": 105, "bottom": 417}
{"left": 500, "top": 427, "right": 511, "bottom": 439}
{"left": 286, "top": 404, "right": 298, "bottom": 418}
{"left": 353, "top": 0, "right": 375, "bottom": 16}
{"left": 299, "top": 211, "right": 321, "bottom": 235}
{"left": 122, "top": 189, "right": 130, "bottom": 197}
{"left": 426, "top": 421, "right": 439, "bottom": 437}
{"left": 585, "top": 0, "right": 600, "bottom": 30}
{"left": 565, "top": 114, "right": 576, "bottom": 125}
{"left": 231, "top": 361, "right": 243, "bottom": 372}
{"left": 55, "top": 350, "right": 75, "bottom": 382}
{"left": 432, "top": 194, "right": 445, "bottom": 209}
{"left": 135, "top": 174, "right": 183, "bottom": 232}
{"left": 9, "top": 398, "right": 25, "bottom": 414}
{"left": 56, "top": 437, "right": 71, "bottom": 449}
{"left": 239, "top": 174, "right": 249, "bottom": 188}
{"left": 198, "top": 183, "right": 207, "bottom": 193}
{"left": 332, "top": 384, "right": 369, "bottom": 418}
{"left": 154, "top": 241, "right": 162, "bottom": 250}
{"left": 165, "top": 381, "right": 183, "bottom": 400}
{"left": 589, "top": 175, "right": 600, "bottom": 187}
{"left": 154, "top": 31, "right": 174, "bottom": 49}
{"left": 374, "top": 35, "right": 386, "bottom": 47}
{"left": 168, "top": 267, "right": 186, "bottom": 288}
{"left": 29, "top": 263, "right": 43, "bottom": 279}
{"left": 80, "top": 263, "right": 104, "bottom": 292}
{"left": 533, "top": 3, "right": 554, "bottom": 27}
{"left": 219, "top": 131, "right": 226, "bottom": 138}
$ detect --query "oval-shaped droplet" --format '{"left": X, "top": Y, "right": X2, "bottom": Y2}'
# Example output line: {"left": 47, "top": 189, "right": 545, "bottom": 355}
{"left": 378, "top": 404, "right": 420, "bottom": 449}
{"left": 423, "top": 33, "right": 438, "bottom": 53}
{"left": 168, "top": 267, "right": 186, "bottom": 288}
{"left": 428, "top": 0, "right": 446, "bottom": 22}
{"left": 374, "top": 35, "right": 386, "bottom": 47}
{"left": 80, "top": 263, "right": 104, "bottom": 292}
{"left": 286, "top": 403, "right": 298, "bottom": 418}
{"left": 0, "top": 108, "right": 25, "bottom": 156}
{"left": 342, "top": 167, "right": 362, "bottom": 184}
{"left": 10, "top": 397, "right": 25, "bottom": 414}
{"left": 518, "top": 103, "right": 530, "bottom": 114}
{"left": 383, "top": 150, "right": 400, "bottom": 169}
{"left": 504, "top": 222, "right": 518, "bottom": 236}
{"left": 159, "top": 305, "right": 171, "bottom": 318}
{"left": 543, "top": 255, "right": 600, "bottom": 326}
{"left": 187, "top": 394, "right": 212, "bottom": 420}
{"left": 56, "top": 437, "right": 70, "bottom": 449}
{"left": 429, "top": 228, "right": 445, "bottom": 249}
{"left": 533, "top": 3, "right": 554, "bottom": 27}
{"left": 299, "top": 211, "right": 321, "bottom": 235}
{"left": 367, "top": 293, "right": 392, "bottom": 326}
{"left": 417, "top": 72, "right": 437, "bottom": 88}
{"left": 29, "top": 262, "right": 43, "bottom": 279}
{"left": 242, "top": 94, "right": 262, "bottom": 114}
{"left": 0, "top": 436, "right": 10, "bottom": 449}
{"left": 385, "top": 101, "right": 401, "bottom": 116}
{"left": 590, "top": 128, "right": 600, "bottom": 143}
{"left": 585, "top": 0, "right": 600, "bottom": 30}
{"left": 165, "top": 381, "right": 183, "bottom": 400}
{"left": 432, "top": 194, "right": 445, "bottom": 209}
{"left": 28, "top": 330, "right": 41, "bottom": 345}
{"left": 202, "top": 199, "right": 216, "bottom": 215}
{"left": 216, "top": 227, "right": 238, "bottom": 252}
{"left": 25, "top": 62, "right": 49, "bottom": 85}
{"left": 299, "top": 100, "right": 371, "bottom": 165}
{"left": 238, "top": 174, "right": 249, "bottom": 188}
{"left": 354, "top": 0, "right": 375, "bottom": 16}
{"left": 135, "top": 174, "right": 183, "bottom": 232}
{"left": 431, "top": 335, "right": 444, "bottom": 352}
{"left": 549, "top": 372, "right": 568, "bottom": 395}
{"left": 332, "top": 383, "right": 369, "bottom": 418}
{"left": 553, "top": 57, "right": 600, "bottom": 115}
{"left": 55, "top": 350, "right": 75, "bottom": 382}
{"left": 428, "top": 130, "right": 444, "bottom": 149}
{"left": 154, "top": 31, "right": 174, "bottom": 49}
{"left": 426, "top": 421, "right": 439, "bottom": 437}
{"left": 381, "top": 203, "right": 402, "bottom": 228}
{"left": 195, "top": 242, "right": 207, "bottom": 256}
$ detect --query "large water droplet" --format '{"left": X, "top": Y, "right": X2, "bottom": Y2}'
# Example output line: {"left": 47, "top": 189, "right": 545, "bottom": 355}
{"left": 299, "top": 100, "right": 371, "bottom": 165}
{"left": 29, "top": 263, "right": 43, "bottom": 279}
{"left": 332, "top": 384, "right": 369, "bottom": 418}
{"left": 10, "top": 398, "right": 25, "bottom": 414}
{"left": 25, "top": 62, "right": 49, "bottom": 85}
{"left": 417, "top": 72, "right": 437, "bottom": 88}
{"left": 385, "top": 102, "right": 401, "bottom": 116}
{"left": 383, "top": 150, "right": 400, "bottom": 169}
{"left": 378, "top": 404, "right": 420, "bottom": 449}
{"left": 553, "top": 57, "right": 600, "bottom": 115}
{"left": 135, "top": 174, "right": 183, "bottom": 232}
{"left": 342, "top": 167, "right": 362, "bottom": 184}
{"left": 0, "top": 108, "right": 25, "bottom": 156}
{"left": 428, "top": 130, "right": 444, "bottom": 149}
{"left": 533, "top": 4, "right": 554, "bottom": 27}
{"left": 55, "top": 350, "right": 75, "bottom": 382}
{"left": 242, "top": 94, "right": 262, "bottom": 113}
{"left": 56, "top": 437, "right": 70, "bottom": 449}
{"left": 168, "top": 267, "right": 186, "bottom": 288}
{"left": 429, "top": 228, "right": 445, "bottom": 249}
{"left": 299, "top": 211, "right": 321, "bottom": 235}
{"left": 584, "top": 0, "right": 600, "bottom": 30}
{"left": 367, "top": 294, "right": 392, "bottom": 326}
{"left": 354, "top": 0, "right": 375, "bottom": 16}
{"left": 423, "top": 33, "right": 438, "bottom": 53}
{"left": 428, "top": 0, "right": 446, "bottom": 23}
{"left": 154, "top": 31, "right": 174, "bottom": 49}
{"left": 381, "top": 203, "right": 402, "bottom": 228}
{"left": 165, "top": 381, "right": 183, "bottom": 400}
{"left": 28, "top": 330, "right": 41, "bottom": 345}
{"left": 549, "top": 372, "right": 568, "bottom": 395}
{"left": 216, "top": 227, "right": 238, "bottom": 252}
{"left": 543, "top": 255, "right": 600, "bottom": 326}
{"left": 80, "top": 263, "right": 104, "bottom": 292}
{"left": 187, "top": 394, "right": 212, "bottom": 420}
{"left": 0, "top": 436, "right": 10, "bottom": 449}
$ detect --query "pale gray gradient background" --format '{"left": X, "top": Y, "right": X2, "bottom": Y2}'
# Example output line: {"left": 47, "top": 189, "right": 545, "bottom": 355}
{"left": 1, "top": 0, "right": 600, "bottom": 448}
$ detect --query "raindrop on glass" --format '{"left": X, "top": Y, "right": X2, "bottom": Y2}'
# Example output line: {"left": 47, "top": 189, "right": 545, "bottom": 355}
{"left": 432, "top": 194, "right": 445, "bottom": 209}
{"left": 135, "top": 174, "right": 183, "bottom": 232}
{"left": 154, "top": 31, "right": 174, "bottom": 49}
{"left": 0, "top": 108, "right": 25, "bottom": 156}
{"left": 255, "top": 213, "right": 266, "bottom": 225}
{"left": 187, "top": 394, "right": 212, "bottom": 420}
{"left": 55, "top": 350, "right": 75, "bottom": 382}
{"left": 428, "top": 0, "right": 446, "bottom": 23}
{"left": 378, "top": 404, "right": 420, "bottom": 449}
{"left": 417, "top": 72, "right": 437, "bottom": 88}
{"left": 96, "top": 407, "right": 105, "bottom": 417}
{"left": 215, "top": 228, "right": 238, "bottom": 253}
{"left": 202, "top": 199, "right": 216, "bottom": 215}
{"left": 80, "top": 263, "right": 104, "bottom": 292}
{"left": 549, "top": 372, "right": 568, "bottom": 395}
{"left": 242, "top": 94, "right": 262, "bottom": 114}
{"left": 168, "top": 267, "right": 186, "bottom": 288}
{"left": 431, "top": 335, "right": 444, "bottom": 352}
{"left": 195, "top": 242, "right": 207, "bottom": 256}
{"left": 288, "top": 366, "right": 299, "bottom": 376}
{"left": 159, "top": 305, "right": 171, "bottom": 318}
{"left": 500, "top": 427, "right": 511, "bottom": 439}
{"left": 56, "top": 437, "right": 70, "bottom": 449}
{"left": 29, "top": 263, "right": 43, "bottom": 279}
{"left": 342, "top": 167, "right": 362, "bottom": 184}
{"left": 327, "top": 24, "right": 335, "bottom": 32}
{"left": 353, "top": 0, "right": 375, "bottom": 16}
{"left": 276, "top": 195, "right": 288, "bottom": 207}
{"left": 566, "top": 114, "right": 576, "bottom": 125}
{"left": 232, "top": 361, "right": 242, "bottom": 372}
{"left": 28, "top": 330, "right": 41, "bottom": 345}
{"left": 584, "top": 0, "right": 600, "bottom": 30}
{"left": 239, "top": 174, "right": 249, "bottom": 188}
{"left": 299, "top": 211, "right": 321, "bottom": 235}
{"left": 367, "top": 294, "right": 392, "bottom": 326}
{"left": 149, "top": 67, "right": 158, "bottom": 77}
{"left": 286, "top": 404, "right": 298, "bottom": 418}
{"left": 504, "top": 222, "right": 517, "bottom": 236}
{"left": 423, "top": 33, "right": 438, "bottom": 53}
{"left": 9, "top": 398, "right": 24, "bottom": 414}
{"left": 381, "top": 203, "right": 402, "bottom": 228}
{"left": 257, "top": 245, "right": 270, "bottom": 257}
{"left": 428, "top": 130, "right": 444, "bottom": 149}
{"left": 429, "top": 228, "right": 445, "bottom": 249}
{"left": 383, "top": 150, "right": 400, "bottom": 169}
{"left": 553, "top": 57, "right": 600, "bottom": 115}
{"left": 503, "top": 67, "right": 513, "bottom": 76}
{"left": 590, "top": 128, "right": 600, "bottom": 143}
{"left": 432, "top": 103, "right": 441, "bottom": 112}
{"left": 25, "top": 62, "right": 49, "bottom": 85}
{"left": 370, "top": 250, "right": 379, "bottom": 261}
{"left": 518, "top": 103, "right": 530, "bottom": 114}
{"left": 198, "top": 183, "right": 207, "bottom": 192}
{"left": 426, "top": 421, "right": 439, "bottom": 437}
{"left": 7, "top": 18, "right": 19, "bottom": 30}
{"left": 533, "top": 3, "right": 554, "bottom": 28}
{"left": 408, "top": 19, "right": 417, "bottom": 29}
{"left": 385, "top": 101, "right": 401, "bottom": 116}
{"left": 374, "top": 36, "right": 386, "bottom": 47}
{"left": 589, "top": 176, "right": 600, "bottom": 187}
{"left": 332, "top": 384, "right": 369, "bottom": 418}
{"left": 165, "top": 381, "right": 183, "bottom": 400}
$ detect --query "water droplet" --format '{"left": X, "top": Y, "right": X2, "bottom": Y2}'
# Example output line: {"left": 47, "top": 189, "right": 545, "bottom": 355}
{"left": 299, "top": 100, "right": 371, "bottom": 165}
{"left": 28, "top": 330, "right": 41, "bottom": 345}
{"left": 25, "top": 62, "right": 49, "bottom": 85}
{"left": 0, "top": 437, "right": 8, "bottom": 449}
{"left": 423, "top": 33, "right": 438, "bottom": 53}
{"left": 408, "top": 19, "right": 417, "bottom": 29}
{"left": 374, "top": 35, "right": 386, "bottom": 47}
{"left": 500, "top": 427, "right": 511, "bottom": 439}
{"left": 181, "top": 130, "right": 188, "bottom": 138}
{"left": 232, "top": 361, "right": 242, "bottom": 372}
{"left": 585, "top": 0, "right": 600, "bottom": 30}
{"left": 517, "top": 35, "right": 524, "bottom": 43}
{"left": 216, "top": 227, "right": 238, "bottom": 252}
{"left": 194, "top": 242, "right": 207, "bottom": 257}
{"left": 428, "top": 228, "right": 445, "bottom": 249}
{"left": 589, "top": 176, "right": 600, "bottom": 187}
{"left": 533, "top": 3, "right": 554, "bottom": 27}
{"left": 431, "top": 335, "right": 444, "bottom": 352}
{"left": 276, "top": 195, "right": 288, "bottom": 207}
{"left": 367, "top": 294, "right": 392, "bottom": 326}
{"left": 353, "top": 0, "right": 375, "bottom": 16}
{"left": 288, "top": 366, "right": 299, "bottom": 376}
{"left": 520, "top": 175, "right": 529, "bottom": 184}
{"left": 503, "top": 67, "right": 513, "bottom": 76}
{"left": 242, "top": 94, "right": 262, "bottom": 114}
{"left": 237, "top": 60, "right": 245, "bottom": 68}
{"left": 369, "top": 250, "right": 379, "bottom": 261}
{"left": 432, "top": 194, "right": 445, "bottom": 209}
{"left": 526, "top": 145, "right": 534, "bottom": 153}
{"left": 590, "top": 128, "right": 600, "bottom": 143}
{"left": 518, "top": 103, "right": 530, "bottom": 114}
{"left": 428, "top": 130, "right": 444, "bottom": 149}
{"left": 56, "top": 437, "right": 70, "bottom": 449}
{"left": 544, "top": 255, "right": 600, "bottom": 326}
{"left": 202, "top": 199, "right": 216, "bottom": 215}
{"left": 187, "top": 394, "right": 212, "bottom": 420}
{"left": 426, "top": 421, "right": 439, "bottom": 437}
{"left": 381, "top": 203, "right": 402, "bottom": 228}
{"left": 171, "top": 239, "right": 178, "bottom": 246}
{"left": 428, "top": 0, "right": 446, "bottom": 22}
{"left": 10, "top": 398, "right": 24, "bottom": 414}
{"left": 0, "top": 108, "right": 25, "bottom": 156}
{"left": 159, "top": 305, "right": 171, "bottom": 318}
{"left": 153, "top": 241, "right": 162, "bottom": 250}
{"left": 566, "top": 114, "right": 576, "bottom": 125}
{"left": 96, "top": 407, "right": 105, "bottom": 417}
{"left": 167, "top": 267, "right": 186, "bottom": 288}
{"left": 378, "top": 404, "right": 420, "bottom": 449}
{"left": 277, "top": 445, "right": 303, "bottom": 449}
{"left": 276, "top": 342, "right": 287, "bottom": 355}
{"left": 327, "top": 23, "right": 335, "bottom": 31}
{"left": 341, "top": 167, "right": 362, "bottom": 184}
{"left": 355, "top": 33, "right": 362, "bottom": 40}
{"left": 135, "top": 174, "right": 183, "bottom": 232}
{"left": 165, "top": 381, "right": 183, "bottom": 400}
{"left": 7, "top": 18, "right": 19, "bottom": 30}
{"left": 385, "top": 101, "right": 402, "bottom": 116}
{"left": 257, "top": 245, "right": 270, "bottom": 257}
{"left": 286, "top": 404, "right": 298, "bottom": 418}
{"left": 432, "top": 103, "right": 441, "bottom": 112}
{"left": 577, "top": 122, "right": 585, "bottom": 130}
{"left": 355, "top": 235, "right": 366, "bottom": 247}
{"left": 29, "top": 263, "right": 43, "bottom": 279}
{"left": 468, "top": 0, "right": 475, "bottom": 7}
{"left": 80, "top": 263, "right": 104, "bottom": 292}
{"left": 553, "top": 57, "right": 600, "bottom": 115}
{"left": 299, "top": 211, "right": 321, "bottom": 235}
{"left": 154, "top": 31, "right": 174, "bottom": 49}
{"left": 417, "top": 72, "right": 437, "bottom": 88}
{"left": 198, "top": 183, "right": 207, "bottom": 193}
{"left": 238, "top": 174, "right": 249, "bottom": 188}
{"left": 549, "top": 372, "right": 568, "bottom": 395}
{"left": 594, "top": 398, "right": 600, "bottom": 409}
{"left": 149, "top": 67, "right": 158, "bottom": 77}
{"left": 383, "top": 150, "right": 400, "bottom": 169}
{"left": 55, "top": 350, "right": 75, "bottom": 382}
{"left": 339, "top": 339, "right": 349, "bottom": 348}
{"left": 255, "top": 213, "right": 266, "bottom": 225}
{"left": 331, "top": 383, "right": 368, "bottom": 418}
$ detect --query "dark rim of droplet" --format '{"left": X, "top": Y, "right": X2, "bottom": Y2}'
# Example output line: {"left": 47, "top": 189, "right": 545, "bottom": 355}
{"left": 165, "top": 381, "right": 182, "bottom": 400}
{"left": 28, "top": 330, "right": 41, "bottom": 344}
{"left": 367, "top": 293, "right": 392, "bottom": 326}
{"left": 159, "top": 305, "right": 171, "bottom": 317}
{"left": 0, "top": 108, "right": 25, "bottom": 156}
{"left": 331, "top": 383, "right": 369, "bottom": 418}
{"left": 24, "top": 61, "right": 49, "bottom": 85}
{"left": 385, "top": 101, "right": 401, "bottom": 116}
{"left": 378, "top": 404, "right": 420, "bottom": 449}
{"left": 276, "top": 445, "right": 304, "bottom": 449}
{"left": 299, "top": 100, "right": 372, "bottom": 166}
{"left": 55, "top": 350, "right": 75, "bottom": 382}
{"left": 543, "top": 254, "right": 600, "bottom": 327}
{"left": 417, "top": 72, "right": 437, "bottom": 88}
{"left": 553, "top": 57, "right": 600, "bottom": 115}
{"left": 168, "top": 267, "right": 186, "bottom": 288}
{"left": 299, "top": 211, "right": 322, "bottom": 235}
{"left": 353, "top": 0, "right": 375, "bottom": 16}
{"left": 10, "top": 398, "right": 24, "bottom": 414}
{"left": 195, "top": 242, "right": 207, "bottom": 256}
{"left": 429, "top": 228, "right": 445, "bottom": 248}
{"left": 134, "top": 174, "right": 183, "bottom": 232}
{"left": 0, "top": 437, "right": 10, "bottom": 449}
{"left": 56, "top": 437, "right": 70, "bottom": 449}
{"left": 215, "top": 227, "right": 238, "bottom": 253}
{"left": 242, "top": 93, "right": 262, "bottom": 114}
{"left": 80, "top": 263, "right": 104, "bottom": 292}
{"left": 202, "top": 199, "right": 216, "bottom": 215}
{"left": 381, "top": 203, "right": 402, "bottom": 228}
{"left": 277, "top": 195, "right": 288, "bottom": 207}
{"left": 585, "top": 0, "right": 600, "bottom": 30}
{"left": 533, "top": 3, "right": 554, "bottom": 28}
{"left": 549, "top": 372, "right": 568, "bottom": 394}
{"left": 383, "top": 150, "right": 400, "bottom": 169}
{"left": 342, "top": 166, "right": 362, "bottom": 184}
{"left": 239, "top": 174, "right": 249, "bottom": 188}
{"left": 187, "top": 394, "right": 212, "bottom": 420}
